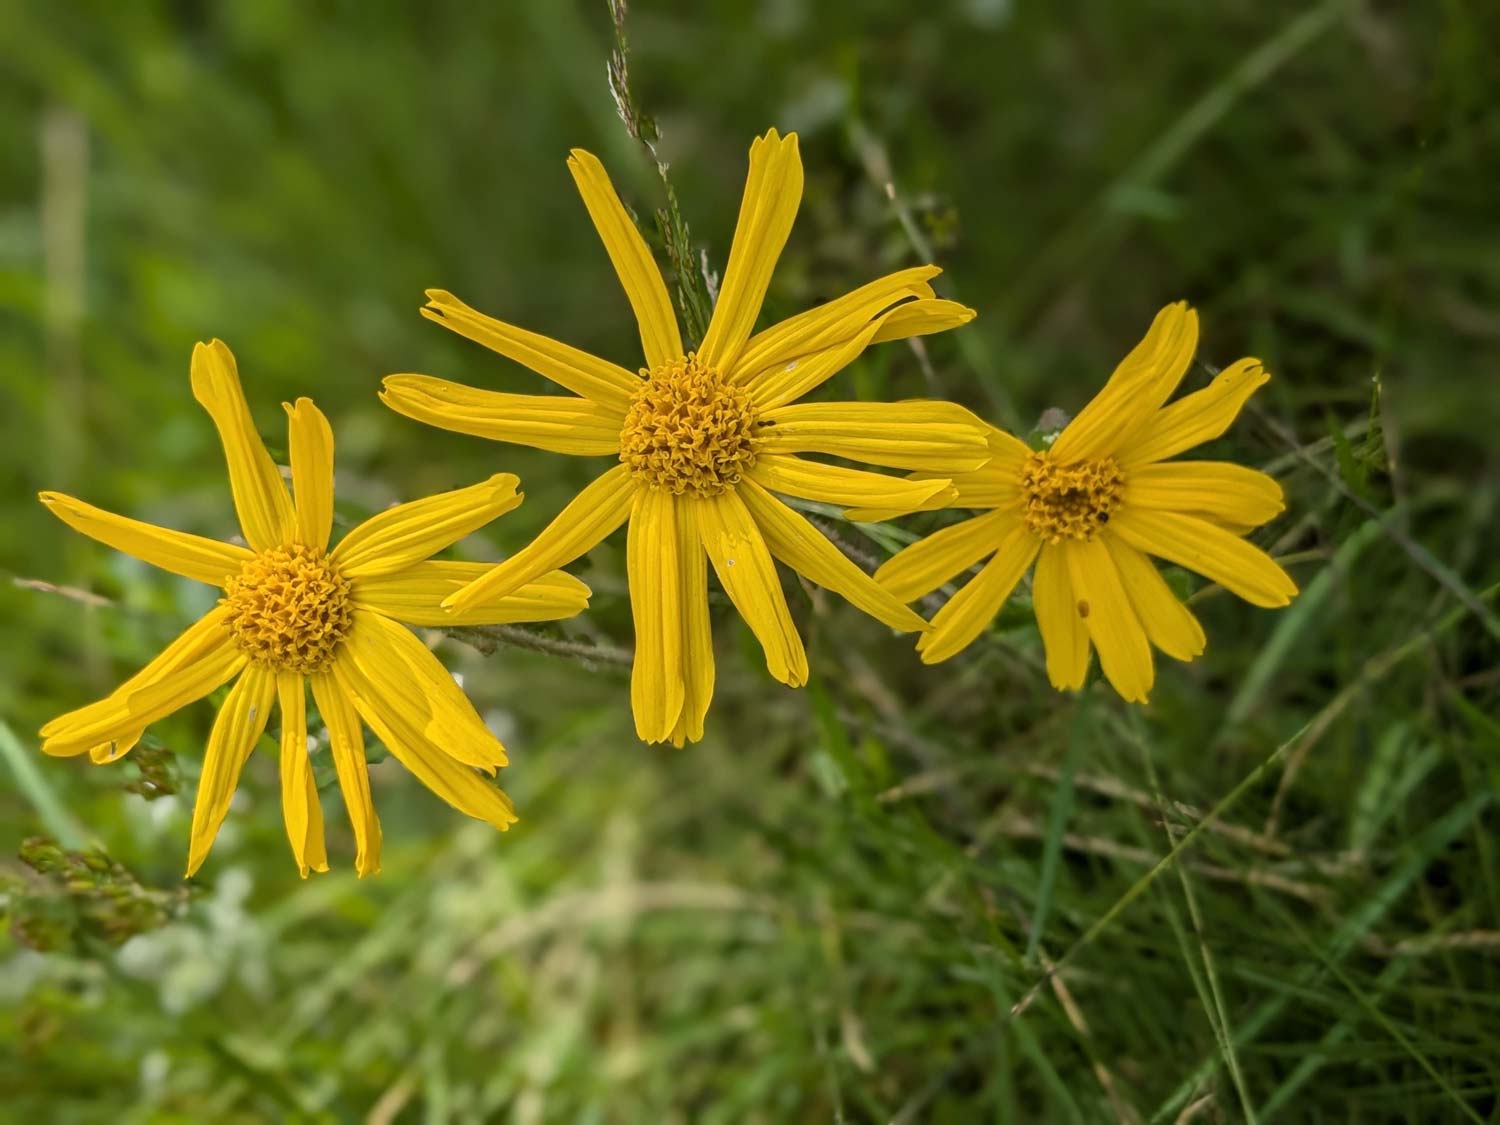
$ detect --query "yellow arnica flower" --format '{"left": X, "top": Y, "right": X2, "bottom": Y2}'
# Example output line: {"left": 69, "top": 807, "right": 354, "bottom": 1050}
{"left": 40, "top": 341, "right": 591, "bottom": 878}
{"left": 873, "top": 302, "right": 1298, "bottom": 701}
{"left": 382, "top": 128, "right": 989, "bottom": 745}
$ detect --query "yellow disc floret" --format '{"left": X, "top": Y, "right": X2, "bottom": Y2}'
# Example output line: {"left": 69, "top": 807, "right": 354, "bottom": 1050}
{"left": 620, "top": 353, "right": 760, "bottom": 496}
{"left": 222, "top": 544, "right": 353, "bottom": 673}
{"left": 1021, "top": 451, "right": 1125, "bottom": 543}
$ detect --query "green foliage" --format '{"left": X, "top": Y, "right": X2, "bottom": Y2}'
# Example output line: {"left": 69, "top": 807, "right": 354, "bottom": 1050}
{"left": 2, "top": 0, "right": 1499, "bottom": 1121}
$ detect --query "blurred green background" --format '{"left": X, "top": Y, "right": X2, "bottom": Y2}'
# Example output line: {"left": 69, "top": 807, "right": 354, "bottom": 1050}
{"left": 3, "top": 0, "right": 1499, "bottom": 1120}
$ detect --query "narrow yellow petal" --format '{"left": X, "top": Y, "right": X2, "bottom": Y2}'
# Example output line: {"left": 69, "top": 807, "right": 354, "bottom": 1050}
{"left": 341, "top": 611, "right": 508, "bottom": 771}
{"left": 89, "top": 733, "right": 141, "bottom": 765}
{"left": 43, "top": 611, "right": 244, "bottom": 756}
{"left": 1103, "top": 536, "right": 1205, "bottom": 662}
{"left": 567, "top": 147, "right": 683, "bottom": 368}
{"left": 1033, "top": 542, "right": 1091, "bottom": 691}
{"left": 917, "top": 525, "right": 1039, "bottom": 663}
{"left": 874, "top": 510, "right": 1017, "bottom": 603}
{"left": 39, "top": 492, "right": 250, "bottom": 586}
{"left": 353, "top": 562, "right": 590, "bottom": 627}
{"left": 41, "top": 608, "right": 233, "bottom": 741}
{"left": 309, "top": 671, "right": 381, "bottom": 877}
{"left": 421, "top": 289, "right": 640, "bottom": 410}
{"left": 868, "top": 298, "right": 977, "bottom": 344}
{"left": 283, "top": 398, "right": 335, "bottom": 551}
{"left": 699, "top": 491, "right": 808, "bottom": 687}
{"left": 628, "top": 489, "right": 686, "bottom": 742}
{"left": 748, "top": 453, "right": 954, "bottom": 518}
{"left": 846, "top": 425, "right": 1031, "bottom": 522}
{"left": 332, "top": 473, "right": 522, "bottom": 578}
{"left": 745, "top": 320, "right": 885, "bottom": 411}
{"left": 333, "top": 659, "right": 517, "bottom": 833}
{"left": 739, "top": 479, "right": 927, "bottom": 633}
{"left": 979, "top": 424, "right": 1034, "bottom": 481}
{"left": 1051, "top": 302, "right": 1199, "bottom": 463}
{"left": 669, "top": 499, "right": 713, "bottom": 747}
{"left": 443, "top": 465, "right": 636, "bottom": 612}
{"left": 698, "top": 129, "right": 803, "bottom": 372}
{"left": 733, "top": 266, "right": 940, "bottom": 378}
{"left": 760, "top": 400, "right": 991, "bottom": 472}
{"left": 1120, "top": 358, "right": 1270, "bottom": 465}
{"left": 1066, "top": 537, "right": 1153, "bottom": 703}
{"left": 380, "top": 376, "right": 623, "bottom": 456}
{"left": 276, "top": 673, "right": 328, "bottom": 878}
{"left": 189, "top": 339, "right": 296, "bottom": 550}
{"left": 186, "top": 664, "right": 276, "bottom": 877}
{"left": 1110, "top": 507, "right": 1298, "bottom": 608}
{"left": 744, "top": 299, "right": 974, "bottom": 411}
{"left": 1124, "top": 461, "right": 1285, "bottom": 528}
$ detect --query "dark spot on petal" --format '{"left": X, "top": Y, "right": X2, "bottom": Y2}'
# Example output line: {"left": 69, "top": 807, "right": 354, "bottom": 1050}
{"left": 1077, "top": 599, "right": 1090, "bottom": 618}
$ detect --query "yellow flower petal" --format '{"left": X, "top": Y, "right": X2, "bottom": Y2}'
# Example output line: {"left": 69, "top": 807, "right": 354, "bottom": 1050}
{"left": 333, "top": 659, "right": 518, "bottom": 833}
{"left": 89, "top": 734, "right": 141, "bottom": 765}
{"left": 979, "top": 424, "right": 1034, "bottom": 480}
{"left": 854, "top": 426, "right": 1033, "bottom": 522}
{"left": 1120, "top": 358, "right": 1270, "bottom": 466}
{"left": 743, "top": 298, "right": 975, "bottom": 412}
{"left": 186, "top": 663, "right": 276, "bottom": 877}
{"left": 749, "top": 453, "right": 955, "bottom": 518}
{"left": 1102, "top": 536, "right": 1205, "bottom": 662}
{"left": 1066, "top": 537, "right": 1153, "bottom": 703}
{"left": 868, "top": 298, "right": 977, "bottom": 344}
{"left": 1110, "top": 507, "right": 1298, "bottom": 608}
{"left": 1124, "top": 461, "right": 1285, "bottom": 528}
{"left": 759, "top": 400, "right": 991, "bottom": 472}
{"left": 669, "top": 499, "right": 713, "bottom": 748}
{"left": 874, "top": 510, "right": 1018, "bottom": 603}
{"left": 42, "top": 609, "right": 244, "bottom": 756}
{"left": 352, "top": 562, "right": 590, "bottom": 627}
{"left": 276, "top": 673, "right": 328, "bottom": 878}
{"left": 739, "top": 479, "right": 927, "bottom": 633}
{"left": 733, "top": 266, "right": 940, "bottom": 378}
{"left": 443, "top": 465, "right": 635, "bottom": 612}
{"left": 341, "top": 611, "right": 508, "bottom": 772}
{"left": 309, "top": 671, "right": 381, "bottom": 877}
{"left": 1050, "top": 302, "right": 1199, "bottom": 463}
{"left": 1033, "top": 542, "right": 1090, "bottom": 691}
{"left": 332, "top": 473, "right": 522, "bottom": 579}
{"left": 38, "top": 491, "right": 251, "bottom": 587}
{"left": 421, "top": 289, "right": 640, "bottom": 410}
{"left": 567, "top": 147, "right": 682, "bottom": 369}
{"left": 283, "top": 398, "right": 335, "bottom": 551}
{"left": 745, "top": 320, "right": 885, "bottom": 411}
{"left": 628, "top": 489, "right": 686, "bottom": 743}
{"left": 699, "top": 490, "right": 808, "bottom": 687}
{"left": 698, "top": 129, "right": 803, "bottom": 372}
{"left": 189, "top": 339, "right": 296, "bottom": 551}
{"left": 917, "top": 525, "right": 1039, "bottom": 663}
{"left": 380, "top": 376, "right": 623, "bottom": 456}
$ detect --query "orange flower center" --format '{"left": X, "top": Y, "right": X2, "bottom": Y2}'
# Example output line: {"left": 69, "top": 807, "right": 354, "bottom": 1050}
{"left": 222, "top": 544, "right": 353, "bottom": 673}
{"left": 619, "top": 353, "right": 761, "bottom": 497}
{"left": 1021, "top": 451, "right": 1125, "bottom": 542}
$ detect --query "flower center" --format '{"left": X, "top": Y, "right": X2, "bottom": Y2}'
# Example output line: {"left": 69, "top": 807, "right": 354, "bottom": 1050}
{"left": 222, "top": 544, "right": 353, "bottom": 673}
{"left": 1021, "top": 451, "right": 1125, "bottom": 542}
{"left": 619, "top": 353, "right": 761, "bottom": 497}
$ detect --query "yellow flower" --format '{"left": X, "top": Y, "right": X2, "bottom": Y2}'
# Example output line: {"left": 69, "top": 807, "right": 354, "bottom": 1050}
{"left": 382, "top": 129, "right": 989, "bottom": 745}
{"left": 873, "top": 302, "right": 1298, "bottom": 701}
{"left": 40, "top": 341, "right": 591, "bottom": 877}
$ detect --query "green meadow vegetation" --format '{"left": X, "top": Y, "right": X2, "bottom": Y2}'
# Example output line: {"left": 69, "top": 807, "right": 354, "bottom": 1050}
{"left": 3, "top": 1, "right": 1499, "bottom": 1120}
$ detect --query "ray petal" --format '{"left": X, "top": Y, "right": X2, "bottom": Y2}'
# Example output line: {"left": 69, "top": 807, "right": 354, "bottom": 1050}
{"left": 39, "top": 491, "right": 250, "bottom": 587}
{"left": 189, "top": 339, "right": 296, "bottom": 550}
{"left": 567, "top": 147, "right": 682, "bottom": 368}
